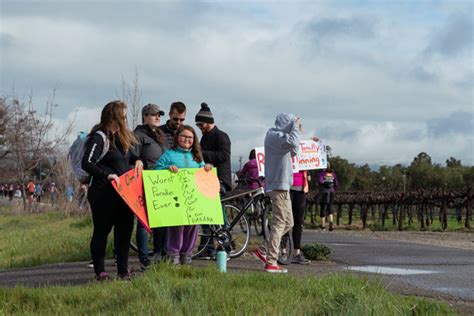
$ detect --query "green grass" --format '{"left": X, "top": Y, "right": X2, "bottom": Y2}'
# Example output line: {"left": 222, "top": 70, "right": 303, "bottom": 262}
{"left": 0, "top": 207, "right": 97, "bottom": 269}
{"left": 0, "top": 265, "right": 454, "bottom": 315}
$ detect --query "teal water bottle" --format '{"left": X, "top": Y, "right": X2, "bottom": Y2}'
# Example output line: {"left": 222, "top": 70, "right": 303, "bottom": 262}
{"left": 216, "top": 246, "right": 227, "bottom": 273}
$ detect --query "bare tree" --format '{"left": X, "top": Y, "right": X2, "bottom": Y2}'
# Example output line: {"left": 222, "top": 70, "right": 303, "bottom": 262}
{"left": 0, "top": 89, "right": 75, "bottom": 211}
{"left": 121, "top": 67, "right": 142, "bottom": 128}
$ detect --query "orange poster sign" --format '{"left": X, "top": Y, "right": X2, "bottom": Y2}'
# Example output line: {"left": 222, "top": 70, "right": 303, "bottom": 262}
{"left": 112, "top": 169, "right": 151, "bottom": 233}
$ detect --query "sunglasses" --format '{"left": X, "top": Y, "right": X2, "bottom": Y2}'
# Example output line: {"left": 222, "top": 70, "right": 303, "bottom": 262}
{"left": 172, "top": 117, "right": 185, "bottom": 122}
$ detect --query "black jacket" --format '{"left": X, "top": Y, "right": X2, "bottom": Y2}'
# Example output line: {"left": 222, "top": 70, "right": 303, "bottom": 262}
{"left": 133, "top": 125, "right": 167, "bottom": 170}
{"left": 82, "top": 132, "right": 139, "bottom": 201}
{"left": 200, "top": 126, "right": 232, "bottom": 191}
{"left": 158, "top": 121, "right": 177, "bottom": 148}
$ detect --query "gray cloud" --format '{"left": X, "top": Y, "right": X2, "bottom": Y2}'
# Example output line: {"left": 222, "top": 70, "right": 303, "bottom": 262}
{"left": 0, "top": 33, "right": 14, "bottom": 49}
{"left": 427, "top": 110, "right": 474, "bottom": 137}
{"left": 302, "top": 16, "right": 375, "bottom": 42}
{"left": 424, "top": 13, "right": 473, "bottom": 57}
{"left": 409, "top": 66, "right": 438, "bottom": 83}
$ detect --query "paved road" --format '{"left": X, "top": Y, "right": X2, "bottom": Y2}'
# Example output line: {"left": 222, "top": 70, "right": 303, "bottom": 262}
{"left": 303, "top": 230, "right": 474, "bottom": 302}
{"left": 1, "top": 229, "right": 473, "bottom": 311}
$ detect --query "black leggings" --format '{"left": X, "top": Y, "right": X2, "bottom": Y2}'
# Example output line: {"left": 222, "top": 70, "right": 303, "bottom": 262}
{"left": 290, "top": 190, "right": 306, "bottom": 250}
{"left": 89, "top": 191, "right": 134, "bottom": 276}
{"left": 319, "top": 191, "right": 335, "bottom": 217}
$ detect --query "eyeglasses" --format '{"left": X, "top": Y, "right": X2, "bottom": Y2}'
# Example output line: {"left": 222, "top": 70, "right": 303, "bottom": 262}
{"left": 178, "top": 135, "right": 193, "bottom": 140}
{"left": 172, "top": 117, "right": 185, "bottom": 122}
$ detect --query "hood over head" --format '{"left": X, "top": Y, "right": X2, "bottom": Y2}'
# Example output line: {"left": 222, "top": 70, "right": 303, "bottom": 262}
{"left": 274, "top": 113, "right": 296, "bottom": 133}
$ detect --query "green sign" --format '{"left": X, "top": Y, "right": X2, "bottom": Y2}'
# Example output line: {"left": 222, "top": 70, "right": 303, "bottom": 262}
{"left": 143, "top": 168, "right": 224, "bottom": 227}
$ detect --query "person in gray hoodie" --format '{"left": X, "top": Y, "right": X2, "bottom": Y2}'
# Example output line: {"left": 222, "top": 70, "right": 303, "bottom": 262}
{"left": 254, "top": 113, "right": 301, "bottom": 273}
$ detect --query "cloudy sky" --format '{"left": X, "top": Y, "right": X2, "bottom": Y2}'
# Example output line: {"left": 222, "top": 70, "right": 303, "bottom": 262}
{"left": 1, "top": 0, "right": 473, "bottom": 169}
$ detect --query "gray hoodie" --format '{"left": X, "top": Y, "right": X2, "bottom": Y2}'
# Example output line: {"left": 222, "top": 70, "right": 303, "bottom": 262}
{"left": 264, "top": 113, "right": 301, "bottom": 192}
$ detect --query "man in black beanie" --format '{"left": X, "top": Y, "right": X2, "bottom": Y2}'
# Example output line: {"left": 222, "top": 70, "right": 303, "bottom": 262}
{"left": 195, "top": 102, "right": 232, "bottom": 193}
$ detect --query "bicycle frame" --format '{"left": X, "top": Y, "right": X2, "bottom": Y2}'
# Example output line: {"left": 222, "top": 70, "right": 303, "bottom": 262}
{"left": 222, "top": 187, "right": 265, "bottom": 229}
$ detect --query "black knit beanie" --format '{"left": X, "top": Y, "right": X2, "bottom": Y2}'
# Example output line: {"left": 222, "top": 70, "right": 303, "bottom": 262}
{"left": 195, "top": 102, "right": 214, "bottom": 124}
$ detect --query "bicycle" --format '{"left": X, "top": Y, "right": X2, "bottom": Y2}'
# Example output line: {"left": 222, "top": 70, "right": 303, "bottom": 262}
{"left": 233, "top": 179, "right": 266, "bottom": 236}
{"left": 192, "top": 186, "right": 273, "bottom": 259}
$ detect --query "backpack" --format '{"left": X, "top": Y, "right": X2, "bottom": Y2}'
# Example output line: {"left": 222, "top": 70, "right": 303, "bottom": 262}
{"left": 69, "top": 131, "right": 109, "bottom": 184}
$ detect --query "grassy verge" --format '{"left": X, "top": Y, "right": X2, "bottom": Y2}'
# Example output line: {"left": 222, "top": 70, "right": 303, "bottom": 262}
{"left": 0, "top": 207, "right": 96, "bottom": 269}
{"left": 0, "top": 265, "right": 454, "bottom": 315}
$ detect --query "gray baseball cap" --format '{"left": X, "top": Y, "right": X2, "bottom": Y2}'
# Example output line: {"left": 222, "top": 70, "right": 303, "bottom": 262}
{"left": 142, "top": 104, "right": 165, "bottom": 117}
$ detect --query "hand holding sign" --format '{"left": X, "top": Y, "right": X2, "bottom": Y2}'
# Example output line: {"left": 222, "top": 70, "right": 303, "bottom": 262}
{"left": 112, "top": 169, "right": 151, "bottom": 233}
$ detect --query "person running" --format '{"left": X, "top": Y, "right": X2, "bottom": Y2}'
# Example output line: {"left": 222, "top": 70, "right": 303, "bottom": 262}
{"left": 82, "top": 100, "right": 143, "bottom": 281}
{"left": 153, "top": 125, "right": 212, "bottom": 265}
{"left": 26, "top": 180, "right": 35, "bottom": 204}
{"left": 133, "top": 103, "right": 168, "bottom": 268}
{"left": 34, "top": 183, "right": 43, "bottom": 203}
{"left": 254, "top": 113, "right": 301, "bottom": 273}
{"left": 49, "top": 182, "right": 58, "bottom": 207}
{"left": 318, "top": 162, "right": 339, "bottom": 231}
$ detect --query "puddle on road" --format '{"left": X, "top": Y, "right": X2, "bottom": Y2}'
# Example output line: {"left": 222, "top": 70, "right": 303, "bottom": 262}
{"left": 346, "top": 266, "right": 437, "bottom": 275}
{"left": 434, "top": 287, "right": 474, "bottom": 298}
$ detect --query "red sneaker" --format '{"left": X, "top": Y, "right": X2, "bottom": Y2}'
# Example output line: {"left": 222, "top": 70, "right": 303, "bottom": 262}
{"left": 253, "top": 248, "right": 267, "bottom": 265}
{"left": 265, "top": 264, "right": 288, "bottom": 273}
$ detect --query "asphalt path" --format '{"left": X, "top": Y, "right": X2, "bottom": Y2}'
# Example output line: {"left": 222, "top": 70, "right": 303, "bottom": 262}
{"left": 1, "top": 227, "right": 473, "bottom": 313}
{"left": 303, "top": 230, "right": 474, "bottom": 302}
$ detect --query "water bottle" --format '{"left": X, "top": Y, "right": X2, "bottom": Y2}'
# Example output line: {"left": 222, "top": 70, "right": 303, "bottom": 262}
{"left": 216, "top": 246, "right": 227, "bottom": 273}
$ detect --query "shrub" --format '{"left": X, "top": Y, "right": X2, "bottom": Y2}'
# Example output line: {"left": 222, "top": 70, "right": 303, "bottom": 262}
{"left": 301, "top": 243, "right": 331, "bottom": 261}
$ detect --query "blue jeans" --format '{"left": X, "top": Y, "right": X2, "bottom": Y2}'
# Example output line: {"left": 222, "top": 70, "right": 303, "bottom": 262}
{"left": 136, "top": 221, "right": 167, "bottom": 264}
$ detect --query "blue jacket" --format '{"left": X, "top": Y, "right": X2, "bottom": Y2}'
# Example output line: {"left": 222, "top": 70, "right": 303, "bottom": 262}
{"left": 154, "top": 147, "right": 205, "bottom": 170}
{"left": 264, "top": 113, "right": 301, "bottom": 192}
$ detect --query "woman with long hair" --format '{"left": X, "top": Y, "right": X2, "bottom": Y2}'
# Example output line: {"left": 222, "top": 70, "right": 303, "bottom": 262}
{"left": 154, "top": 125, "right": 212, "bottom": 265}
{"left": 82, "top": 100, "right": 143, "bottom": 281}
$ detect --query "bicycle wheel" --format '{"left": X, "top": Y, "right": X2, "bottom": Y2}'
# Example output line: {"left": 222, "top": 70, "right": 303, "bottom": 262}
{"left": 224, "top": 204, "right": 250, "bottom": 258}
{"left": 130, "top": 228, "right": 154, "bottom": 257}
{"left": 191, "top": 224, "right": 214, "bottom": 259}
{"left": 253, "top": 200, "right": 265, "bottom": 236}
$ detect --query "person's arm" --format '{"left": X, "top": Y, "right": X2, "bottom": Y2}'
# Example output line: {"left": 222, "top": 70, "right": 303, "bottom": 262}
{"left": 81, "top": 133, "right": 109, "bottom": 180}
{"left": 237, "top": 162, "right": 250, "bottom": 179}
{"left": 153, "top": 151, "right": 171, "bottom": 170}
{"left": 333, "top": 173, "right": 339, "bottom": 190}
{"left": 202, "top": 133, "right": 231, "bottom": 164}
{"left": 273, "top": 119, "right": 301, "bottom": 154}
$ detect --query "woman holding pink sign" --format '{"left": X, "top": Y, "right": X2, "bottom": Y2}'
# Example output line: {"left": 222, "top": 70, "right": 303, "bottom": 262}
{"left": 154, "top": 125, "right": 213, "bottom": 265}
{"left": 82, "top": 100, "right": 143, "bottom": 281}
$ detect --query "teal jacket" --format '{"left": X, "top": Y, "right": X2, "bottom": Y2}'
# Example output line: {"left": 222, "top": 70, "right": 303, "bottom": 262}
{"left": 154, "top": 147, "right": 205, "bottom": 170}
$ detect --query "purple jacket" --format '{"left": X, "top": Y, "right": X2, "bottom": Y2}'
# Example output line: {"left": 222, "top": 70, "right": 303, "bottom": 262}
{"left": 238, "top": 159, "right": 261, "bottom": 190}
{"left": 318, "top": 171, "right": 339, "bottom": 193}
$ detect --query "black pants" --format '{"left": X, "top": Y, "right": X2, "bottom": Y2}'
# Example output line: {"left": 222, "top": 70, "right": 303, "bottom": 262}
{"left": 289, "top": 190, "right": 306, "bottom": 250}
{"left": 319, "top": 191, "right": 335, "bottom": 217}
{"left": 89, "top": 190, "right": 134, "bottom": 276}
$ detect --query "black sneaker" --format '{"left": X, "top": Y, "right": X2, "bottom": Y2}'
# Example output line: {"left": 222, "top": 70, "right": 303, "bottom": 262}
{"left": 329, "top": 222, "right": 334, "bottom": 232}
{"left": 140, "top": 260, "right": 150, "bottom": 271}
{"left": 277, "top": 253, "right": 290, "bottom": 265}
{"left": 292, "top": 254, "right": 311, "bottom": 264}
